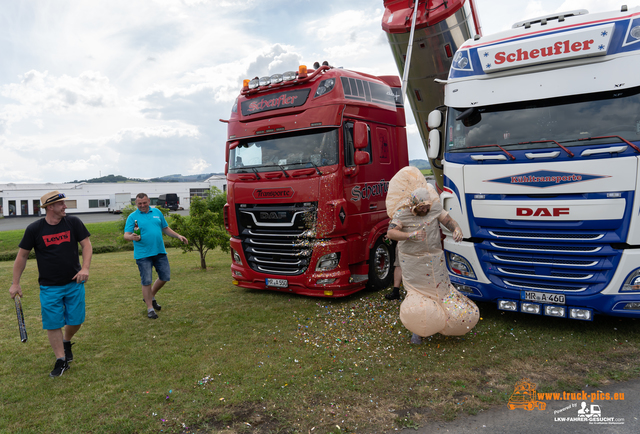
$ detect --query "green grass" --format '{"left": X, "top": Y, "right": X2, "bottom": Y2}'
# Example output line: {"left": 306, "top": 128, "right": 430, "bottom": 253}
{"left": 420, "top": 169, "right": 433, "bottom": 177}
{"left": 2, "top": 248, "right": 640, "bottom": 433}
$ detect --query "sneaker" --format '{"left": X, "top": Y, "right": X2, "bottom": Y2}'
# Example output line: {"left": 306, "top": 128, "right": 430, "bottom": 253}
{"left": 63, "top": 341, "right": 74, "bottom": 363}
{"left": 143, "top": 298, "right": 162, "bottom": 311}
{"left": 50, "top": 359, "right": 69, "bottom": 378}
{"left": 147, "top": 310, "right": 158, "bottom": 319}
{"left": 385, "top": 291, "right": 400, "bottom": 300}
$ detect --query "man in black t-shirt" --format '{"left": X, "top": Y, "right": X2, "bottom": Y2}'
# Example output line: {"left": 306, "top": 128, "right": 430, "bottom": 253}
{"left": 9, "top": 191, "right": 92, "bottom": 378}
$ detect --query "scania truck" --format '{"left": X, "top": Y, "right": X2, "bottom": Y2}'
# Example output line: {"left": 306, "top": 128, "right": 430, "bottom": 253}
{"left": 223, "top": 63, "right": 408, "bottom": 297}
{"left": 385, "top": 2, "right": 640, "bottom": 319}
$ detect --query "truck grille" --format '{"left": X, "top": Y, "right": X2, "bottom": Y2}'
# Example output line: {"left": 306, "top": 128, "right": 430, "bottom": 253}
{"left": 236, "top": 202, "right": 317, "bottom": 275}
{"left": 475, "top": 229, "right": 622, "bottom": 296}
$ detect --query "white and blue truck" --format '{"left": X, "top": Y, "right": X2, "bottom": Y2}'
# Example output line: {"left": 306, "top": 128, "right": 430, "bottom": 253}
{"left": 384, "top": 2, "right": 640, "bottom": 319}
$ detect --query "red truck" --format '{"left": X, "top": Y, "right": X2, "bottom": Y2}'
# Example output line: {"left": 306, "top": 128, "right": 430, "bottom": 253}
{"left": 223, "top": 62, "right": 409, "bottom": 297}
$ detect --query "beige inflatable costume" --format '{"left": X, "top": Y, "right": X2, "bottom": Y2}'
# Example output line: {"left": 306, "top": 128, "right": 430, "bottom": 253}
{"left": 386, "top": 166, "right": 479, "bottom": 341}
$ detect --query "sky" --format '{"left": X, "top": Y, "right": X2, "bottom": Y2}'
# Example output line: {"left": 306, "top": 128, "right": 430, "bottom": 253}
{"left": 1, "top": 0, "right": 638, "bottom": 183}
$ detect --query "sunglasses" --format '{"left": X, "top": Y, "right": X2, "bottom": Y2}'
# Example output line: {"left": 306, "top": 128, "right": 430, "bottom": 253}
{"left": 43, "top": 193, "right": 66, "bottom": 205}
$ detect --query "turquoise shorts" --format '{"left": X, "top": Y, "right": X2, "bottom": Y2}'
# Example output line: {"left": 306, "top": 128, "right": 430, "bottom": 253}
{"left": 39, "top": 282, "right": 86, "bottom": 330}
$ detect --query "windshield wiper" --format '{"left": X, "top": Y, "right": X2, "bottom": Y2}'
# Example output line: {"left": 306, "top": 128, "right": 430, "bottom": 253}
{"left": 462, "top": 144, "right": 516, "bottom": 160}
{"left": 251, "top": 167, "right": 261, "bottom": 180}
{"left": 259, "top": 164, "right": 290, "bottom": 177}
{"left": 578, "top": 135, "right": 640, "bottom": 154}
{"left": 517, "top": 140, "right": 574, "bottom": 158}
{"left": 307, "top": 161, "right": 323, "bottom": 175}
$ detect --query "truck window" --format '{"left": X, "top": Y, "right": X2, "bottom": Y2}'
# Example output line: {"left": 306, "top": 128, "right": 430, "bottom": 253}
{"left": 344, "top": 121, "right": 372, "bottom": 166}
{"left": 229, "top": 129, "right": 339, "bottom": 172}
{"left": 446, "top": 87, "right": 640, "bottom": 151}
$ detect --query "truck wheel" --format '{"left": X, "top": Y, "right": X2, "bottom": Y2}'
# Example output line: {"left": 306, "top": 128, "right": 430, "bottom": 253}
{"left": 367, "top": 237, "right": 394, "bottom": 290}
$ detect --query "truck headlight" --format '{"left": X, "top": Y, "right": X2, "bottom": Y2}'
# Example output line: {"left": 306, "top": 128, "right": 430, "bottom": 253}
{"left": 232, "top": 249, "right": 243, "bottom": 265}
{"left": 447, "top": 252, "right": 476, "bottom": 279}
{"left": 314, "top": 78, "right": 335, "bottom": 97}
{"left": 316, "top": 252, "right": 340, "bottom": 271}
{"left": 621, "top": 269, "right": 640, "bottom": 292}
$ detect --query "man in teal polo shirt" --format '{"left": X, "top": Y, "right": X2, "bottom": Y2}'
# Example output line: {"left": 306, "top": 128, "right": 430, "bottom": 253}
{"left": 124, "top": 193, "right": 188, "bottom": 319}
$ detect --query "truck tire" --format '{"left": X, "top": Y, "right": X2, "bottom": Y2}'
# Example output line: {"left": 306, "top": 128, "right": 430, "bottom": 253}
{"left": 367, "top": 236, "right": 394, "bottom": 291}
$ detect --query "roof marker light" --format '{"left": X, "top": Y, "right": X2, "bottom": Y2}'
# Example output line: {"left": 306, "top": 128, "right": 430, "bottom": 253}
{"left": 248, "top": 78, "right": 259, "bottom": 89}
{"left": 259, "top": 76, "right": 271, "bottom": 87}
{"left": 283, "top": 71, "right": 296, "bottom": 81}
{"left": 271, "top": 73, "right": 283, "bottom": 84}
{"left": 298, "top": 65, "right": 308, "bottom": 79}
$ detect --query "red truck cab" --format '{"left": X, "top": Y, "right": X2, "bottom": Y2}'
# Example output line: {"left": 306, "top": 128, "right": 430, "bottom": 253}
{"left": 224, "top": 63, "right": 408, "bottom": 297}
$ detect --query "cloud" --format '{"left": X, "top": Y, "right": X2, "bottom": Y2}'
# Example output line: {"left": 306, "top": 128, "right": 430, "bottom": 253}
{"left": 1, "top": 70, "right": 118, "bottom": 129}
{"left": 2, "top": 0, "right": 638, "bottom": 183}
{"left": 189, "top": 158, "right": 211, "bottom": 174}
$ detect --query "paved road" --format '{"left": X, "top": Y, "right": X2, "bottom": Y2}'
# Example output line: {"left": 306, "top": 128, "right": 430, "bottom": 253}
{"left": 0, "top": 210, "right": 189, "bottom": 232}
{"left": 396, "top": 378, "right": 639, "bottom": 434}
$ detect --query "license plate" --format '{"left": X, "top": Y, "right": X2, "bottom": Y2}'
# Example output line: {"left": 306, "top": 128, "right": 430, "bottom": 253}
{"left": 522, "top": 291, "right": 565, "bottom": 304}
{"left": 266, "top": 278, "right": 288, "bottom": 288}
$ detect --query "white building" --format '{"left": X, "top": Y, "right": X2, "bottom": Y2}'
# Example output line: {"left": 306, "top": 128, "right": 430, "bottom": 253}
{"left": 0, "top": 176, "right": 226, "bottom": 217}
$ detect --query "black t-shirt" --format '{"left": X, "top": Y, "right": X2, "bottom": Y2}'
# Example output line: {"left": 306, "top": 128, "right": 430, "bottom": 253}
{"left": 19, "top": 216, "right": 91, "bottom": 286}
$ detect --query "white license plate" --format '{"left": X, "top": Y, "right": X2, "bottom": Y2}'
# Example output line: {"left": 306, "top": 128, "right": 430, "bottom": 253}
{"left": 266, "top": 278, "right": 288, "bottom": 288}
{"left": 522, "top": 291, "right": 565, "bottom": 304}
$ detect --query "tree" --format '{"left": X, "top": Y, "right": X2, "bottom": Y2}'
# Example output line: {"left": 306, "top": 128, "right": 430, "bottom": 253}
{"left": 168, "top": 188, "right": 229, "bottom": 269}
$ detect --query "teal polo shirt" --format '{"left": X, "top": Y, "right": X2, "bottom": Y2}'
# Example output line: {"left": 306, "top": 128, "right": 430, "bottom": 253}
{"left": 125, "top": 207, "right": 168, "bottom": 260}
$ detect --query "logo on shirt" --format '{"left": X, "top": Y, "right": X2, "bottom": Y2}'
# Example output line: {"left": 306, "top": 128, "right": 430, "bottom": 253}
{"left": 43, "top": 231, "right": 71, "bottom": 246}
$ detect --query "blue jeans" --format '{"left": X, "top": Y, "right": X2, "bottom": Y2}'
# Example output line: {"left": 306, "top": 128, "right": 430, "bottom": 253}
{"left": 136, "top": 254, "right": 170, "bottom": 286}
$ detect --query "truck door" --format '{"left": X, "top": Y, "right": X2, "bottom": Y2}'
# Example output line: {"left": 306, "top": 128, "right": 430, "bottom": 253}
{"left": 343, "top": 120, "right": 373, "bottom": 216}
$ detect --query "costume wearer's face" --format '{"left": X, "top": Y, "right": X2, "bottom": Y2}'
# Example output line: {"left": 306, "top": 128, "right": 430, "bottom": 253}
{"left": 136, "top": 197, "right": 150, "bottom": 213}
{"left": 414, "top": 204, "right": 430, "bottom": 217}
{"left": 47, "top": 201, "right": 67, "bottom": 218}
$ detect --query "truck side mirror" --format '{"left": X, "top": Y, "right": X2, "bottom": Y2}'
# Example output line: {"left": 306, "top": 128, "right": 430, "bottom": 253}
{"left": 427, "top": 110, "right": 443, "bottom": 129}
{"left": 354, "top": 150, "right": 370, "bottom": 165}
{"left": 428, "top": 130, "right": 441, "bottom": 160}
{"left": 354, "top": 122, "right": 368, "bottom": 149}
{"left": 226, "top": 140, "right": 239, "bottom": 163}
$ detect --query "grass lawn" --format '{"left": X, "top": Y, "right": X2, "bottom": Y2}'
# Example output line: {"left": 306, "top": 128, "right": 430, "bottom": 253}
{"left": 2, "top": 228, "right": 640, "bottom": 433}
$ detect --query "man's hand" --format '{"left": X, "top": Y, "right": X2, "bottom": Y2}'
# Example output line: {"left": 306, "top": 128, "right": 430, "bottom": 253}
{"left": 177, "top": 235, "right": 188, "bottom": 245}
{"left": 9, "top": 283, "right": 22, "bottom": 299}
{"left": 452, "top": 227, "right": 463, "bottom": 242}
{"left": 73, "top": 268, "right": 90, "bottom": 284}
{"left": 408, "top": 228, "right": 427, "bottom": 242}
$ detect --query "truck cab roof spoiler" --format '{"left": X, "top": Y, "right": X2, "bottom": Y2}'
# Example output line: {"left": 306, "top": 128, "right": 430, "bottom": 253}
{"left": 512, "top": 9, "right": 588, "bottom": 29}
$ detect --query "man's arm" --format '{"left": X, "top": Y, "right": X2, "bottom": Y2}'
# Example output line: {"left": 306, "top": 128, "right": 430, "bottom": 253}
{"left": 9, "top": 248, "right": 30, "bottom": 299}
{"left": 162, "top": 226, "right": 188, "bottom": 245}
{"left": 387, "top": 222, "right": 426, "bottom": 242}
{"left": 438, "top": 213, "right": 463, "bottom": 242}
{"left": 73, "top": 238, "right": 93, "bottom": 283}
{"left": 124, "top": 232, "right": 140, "bottom": 242}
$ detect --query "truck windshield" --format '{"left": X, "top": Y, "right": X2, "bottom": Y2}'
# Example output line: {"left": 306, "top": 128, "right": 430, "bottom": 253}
{"left": 446, "top": 87, "right": 640, "bottom": 152}
{"left": 229, "top": 129, "right": 339, "bottom": 172}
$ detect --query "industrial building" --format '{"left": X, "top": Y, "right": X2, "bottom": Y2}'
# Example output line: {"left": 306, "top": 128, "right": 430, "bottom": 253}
{"left": 0, "top": 176, "right": 226, "bottom": 217}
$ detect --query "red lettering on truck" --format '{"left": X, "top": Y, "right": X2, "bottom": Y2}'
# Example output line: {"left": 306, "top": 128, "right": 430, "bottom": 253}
{"left": 494, "top": 39, "right": 595, "bottom": 65}
{"left": 516, "top": 208, "right": 570, "bottom": 217}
